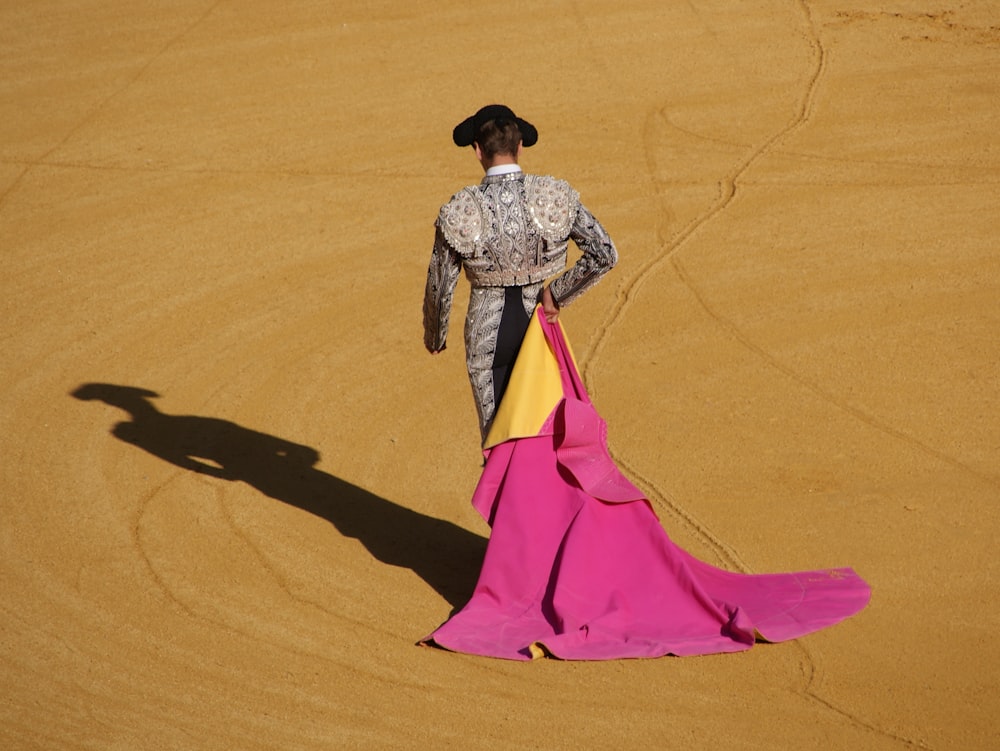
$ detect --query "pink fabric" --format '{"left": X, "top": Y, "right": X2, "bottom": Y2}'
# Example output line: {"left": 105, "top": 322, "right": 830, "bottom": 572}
{"left": 426, "top": 313, "right": 870, "bottom": 660}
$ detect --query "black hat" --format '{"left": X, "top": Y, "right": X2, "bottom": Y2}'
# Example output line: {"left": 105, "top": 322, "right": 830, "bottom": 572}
{"left": 452, "top": 104, "right": 538, "bottom": 148}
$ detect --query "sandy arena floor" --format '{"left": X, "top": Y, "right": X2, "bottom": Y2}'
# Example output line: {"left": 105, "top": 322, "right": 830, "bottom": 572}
{"left": 2, "top": 1, "right": 998, "bottom": 748}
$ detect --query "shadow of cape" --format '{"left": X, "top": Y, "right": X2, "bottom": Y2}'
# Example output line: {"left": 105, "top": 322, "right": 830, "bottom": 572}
{"left": 72, "top": 383, "right": 485, "bottom": 611}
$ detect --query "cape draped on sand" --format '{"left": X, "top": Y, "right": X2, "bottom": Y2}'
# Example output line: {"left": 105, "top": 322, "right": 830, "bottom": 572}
{"left": 423, "top": 310, "right": 870, "bottom": 660}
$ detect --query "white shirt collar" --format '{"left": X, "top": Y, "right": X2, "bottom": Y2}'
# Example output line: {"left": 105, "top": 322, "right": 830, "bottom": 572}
{"left": 485, "top": 164, "right": 523, "bottom": 176}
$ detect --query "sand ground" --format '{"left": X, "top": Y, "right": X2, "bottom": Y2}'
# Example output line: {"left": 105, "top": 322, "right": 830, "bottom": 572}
{"left": 2, "top": 1, "right": 998, "bottom": 749}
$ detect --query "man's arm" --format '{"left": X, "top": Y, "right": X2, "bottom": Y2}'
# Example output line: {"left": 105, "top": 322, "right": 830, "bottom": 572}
{"left": 423, "top": 226, "right": 462, "bottom": 353}
{"left": 548, "top": 203, "right": 618, "bottom": 308}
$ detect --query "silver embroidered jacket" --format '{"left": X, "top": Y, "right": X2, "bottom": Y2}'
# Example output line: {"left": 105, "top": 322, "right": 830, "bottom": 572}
{"left": 423, "top": 172, "right": 618, "bottom": 354}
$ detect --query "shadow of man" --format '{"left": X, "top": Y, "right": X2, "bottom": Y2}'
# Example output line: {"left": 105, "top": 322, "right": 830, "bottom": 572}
{"left": 72, "top": 383, "right": 485, "bottom": 610}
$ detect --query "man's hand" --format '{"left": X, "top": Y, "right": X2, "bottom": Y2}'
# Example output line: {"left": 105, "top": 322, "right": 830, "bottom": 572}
{"left": 540, "top": 285, "right": 560, "bottom": 323}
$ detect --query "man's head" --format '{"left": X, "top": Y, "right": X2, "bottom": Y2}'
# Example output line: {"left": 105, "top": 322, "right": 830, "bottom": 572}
{"left": 452, "top": 104, "right": 538, "bottom": 158}
{"left": 473, "top": 117, "right": 523, "bottom": 160}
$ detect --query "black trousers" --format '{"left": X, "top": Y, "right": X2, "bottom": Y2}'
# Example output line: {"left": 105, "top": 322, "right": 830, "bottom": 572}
{"left": 490, "top": 286, "right": 532, "bottom": 416}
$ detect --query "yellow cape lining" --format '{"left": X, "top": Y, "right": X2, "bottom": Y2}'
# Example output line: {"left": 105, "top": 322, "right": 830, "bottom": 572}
{"left": 483, "top": 311, "right": 580, "bottom": 450}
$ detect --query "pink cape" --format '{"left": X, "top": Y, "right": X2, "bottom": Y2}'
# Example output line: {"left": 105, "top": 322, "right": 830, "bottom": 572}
{"left": 423, "top": 313, "right": 870, "bottom": 660}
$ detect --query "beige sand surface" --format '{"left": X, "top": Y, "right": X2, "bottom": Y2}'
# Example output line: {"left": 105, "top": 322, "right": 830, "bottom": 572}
{"left": 2, "top": 1, "right": 998, "bottom": 748}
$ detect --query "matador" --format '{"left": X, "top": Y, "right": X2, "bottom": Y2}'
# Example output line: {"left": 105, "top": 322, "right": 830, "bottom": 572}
{"left": 423, "top": 104, "right": 618, "bottom": 442}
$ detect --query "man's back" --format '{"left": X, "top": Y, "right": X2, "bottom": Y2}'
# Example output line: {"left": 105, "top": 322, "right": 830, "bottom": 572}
{"left": 438, "top": 172, "right": 579, "bottom": 289}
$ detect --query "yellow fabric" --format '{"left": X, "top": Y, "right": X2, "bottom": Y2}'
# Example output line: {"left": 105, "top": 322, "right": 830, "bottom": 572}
{"left": 483, "top": 311, "right": 579, "bottom": 449}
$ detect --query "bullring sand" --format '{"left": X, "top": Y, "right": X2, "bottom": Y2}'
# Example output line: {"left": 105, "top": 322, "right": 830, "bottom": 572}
{"left": 1, "top": 1, "right": 998, "bottom": 748}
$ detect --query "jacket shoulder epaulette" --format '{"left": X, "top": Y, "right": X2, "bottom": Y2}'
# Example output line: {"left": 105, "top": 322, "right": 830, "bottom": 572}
{"left": 437, "top": 187, "right": 484, "bottom": 254}
{"left": 525, "top": 175, "right": 579, "bottom": 241}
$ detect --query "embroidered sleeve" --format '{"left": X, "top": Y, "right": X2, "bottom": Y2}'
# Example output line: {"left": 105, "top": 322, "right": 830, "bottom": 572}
{"left": 549, "top": 202, "right": 618, "bottom": 307}
{"left": 423, "top": 225, "right": 463, "bottom": 352}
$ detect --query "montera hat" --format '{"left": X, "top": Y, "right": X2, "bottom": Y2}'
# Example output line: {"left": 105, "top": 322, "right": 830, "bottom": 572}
{"left": 452, "top": 104, "right": 538, "bottom": 148}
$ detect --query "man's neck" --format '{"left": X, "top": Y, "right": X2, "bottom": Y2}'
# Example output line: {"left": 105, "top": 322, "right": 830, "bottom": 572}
{"left": 477, "top": 147, "right": 521, "bottom": 174}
